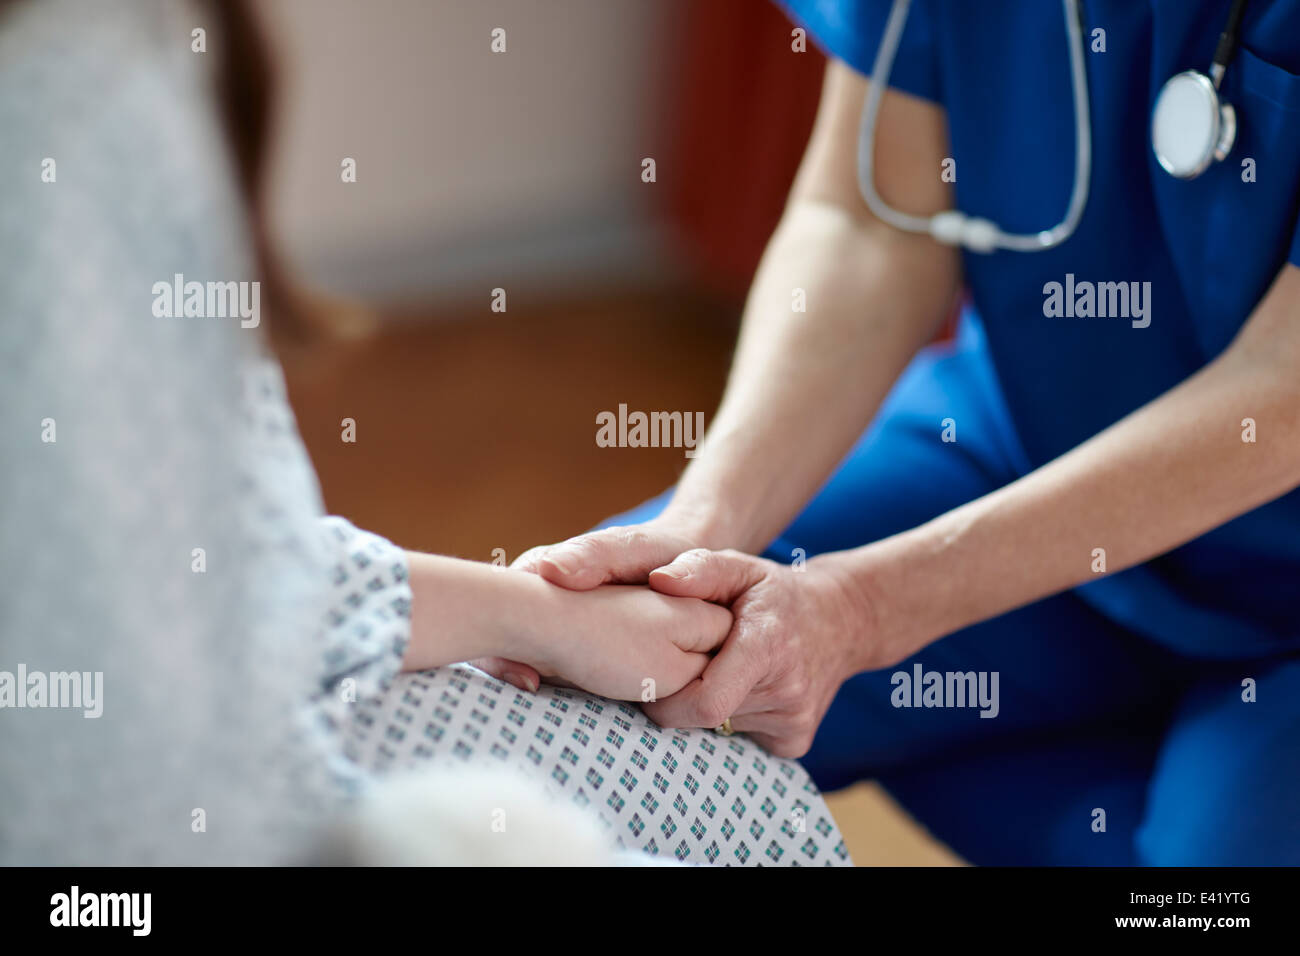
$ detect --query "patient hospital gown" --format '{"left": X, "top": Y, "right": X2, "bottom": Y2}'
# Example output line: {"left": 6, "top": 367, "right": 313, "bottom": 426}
{"left": 311, "top": 419, "right": 849, "bottom": 866}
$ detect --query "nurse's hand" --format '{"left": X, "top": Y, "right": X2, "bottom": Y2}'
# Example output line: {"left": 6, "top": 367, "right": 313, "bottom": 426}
{"left": 512, "top": 518, "right": 705, "bottom": 590}
{"left": 643, "top": 548, "right": 899, "bottom": 759}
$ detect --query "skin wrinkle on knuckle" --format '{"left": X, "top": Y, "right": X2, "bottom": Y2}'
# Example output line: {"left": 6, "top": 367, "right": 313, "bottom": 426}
{"left": 738, "top": 612, "right": 778, "bottom": 673}
{"left": 617, "top": 526, "right": 651, "bottom": 552}
{"left": 696, "top": 694, "right": 731, "bottom": 730}
{"left": 727, "top": 625, "right": 764, "bottom": 676}
{"left": 677, "top": 547, "right": 711, "bottom": 568}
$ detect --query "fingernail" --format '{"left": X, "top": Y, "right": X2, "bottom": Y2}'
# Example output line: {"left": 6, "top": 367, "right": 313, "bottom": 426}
{"left": 503, "top": 670, "right": 537, "bottom": 693}
{"left": 655, "top": 564, "right": 687, "bottom": 579}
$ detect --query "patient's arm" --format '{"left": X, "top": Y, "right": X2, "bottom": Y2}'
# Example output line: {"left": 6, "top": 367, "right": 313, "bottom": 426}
{"left": 402, "top": 552, "right": 731, "bottom": 701}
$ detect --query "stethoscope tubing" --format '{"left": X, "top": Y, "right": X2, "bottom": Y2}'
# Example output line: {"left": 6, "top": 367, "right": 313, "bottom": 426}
{"left": 856, "top": 0, "right": 1092, "bottom": 253}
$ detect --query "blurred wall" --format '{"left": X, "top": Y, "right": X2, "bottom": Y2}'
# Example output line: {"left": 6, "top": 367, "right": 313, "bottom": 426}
{"left": 260, "top": 0, "right": 677, "bottom": 303}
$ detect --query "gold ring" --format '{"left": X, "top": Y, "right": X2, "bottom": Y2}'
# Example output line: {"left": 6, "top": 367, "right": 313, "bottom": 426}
{"left": 715, "top": 717, "right": 735, "bottom": 736}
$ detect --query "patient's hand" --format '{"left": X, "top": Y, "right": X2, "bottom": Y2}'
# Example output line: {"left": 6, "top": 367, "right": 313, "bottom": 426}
{"left": 509, "top": 581, "right": 731, "bottom": 702}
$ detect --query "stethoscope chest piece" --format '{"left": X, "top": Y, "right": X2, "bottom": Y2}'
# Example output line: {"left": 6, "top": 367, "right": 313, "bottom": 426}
{"left": 1152, "top": 70, "right": 1237, "bottom": 180}
{"left": 858, "top": 0, "right": 1251, "bottom": 249}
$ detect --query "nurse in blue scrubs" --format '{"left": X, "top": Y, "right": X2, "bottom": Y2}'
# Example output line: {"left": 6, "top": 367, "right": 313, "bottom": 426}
{"left": 481, "top": 0, "right": 1300, "bottom": 865}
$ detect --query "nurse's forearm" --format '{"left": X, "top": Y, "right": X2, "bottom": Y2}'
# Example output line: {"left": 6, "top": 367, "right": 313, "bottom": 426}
{"left": 835, "top": 265, "right": 1300, "bottom": 654}
{"left": 663, "top": 201, "right": 956, "bottom": 553}
{"left": 660, "top": 65, "right": 960, "bottom": 554}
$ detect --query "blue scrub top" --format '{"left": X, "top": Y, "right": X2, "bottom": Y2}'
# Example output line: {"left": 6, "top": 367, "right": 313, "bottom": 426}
{"left": 780, "top": 0, "right": 1300, "bottom": 654}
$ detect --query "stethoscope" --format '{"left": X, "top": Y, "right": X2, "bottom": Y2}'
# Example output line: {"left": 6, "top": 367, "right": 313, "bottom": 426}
{"left": 857, "top": 0, "right": 1252, "bottom": 253}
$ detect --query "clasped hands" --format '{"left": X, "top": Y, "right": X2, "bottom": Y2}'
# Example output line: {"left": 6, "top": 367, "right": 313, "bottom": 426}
{"left": 473, "top": 517, "right": 899, "bottom": 758}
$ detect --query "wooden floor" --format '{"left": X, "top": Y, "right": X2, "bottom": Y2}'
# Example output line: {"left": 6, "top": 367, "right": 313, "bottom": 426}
{"left": 282, "top": 287, "right": 962, "bottom": 866}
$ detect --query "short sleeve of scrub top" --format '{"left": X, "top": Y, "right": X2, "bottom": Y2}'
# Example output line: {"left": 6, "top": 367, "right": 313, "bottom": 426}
{"left": 779, "top": 0, "right": 940, "bottom": 103}
{"left": 771, "top": 0, "right": 1300, "bottom": 656}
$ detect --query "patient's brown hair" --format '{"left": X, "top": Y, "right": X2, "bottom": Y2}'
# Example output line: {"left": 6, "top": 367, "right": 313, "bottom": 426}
{"left": 210, "top": 0, "right": 318, "bottom": 351}
{"left": 1, "top": 0, "right": 317, "bottom": 350}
